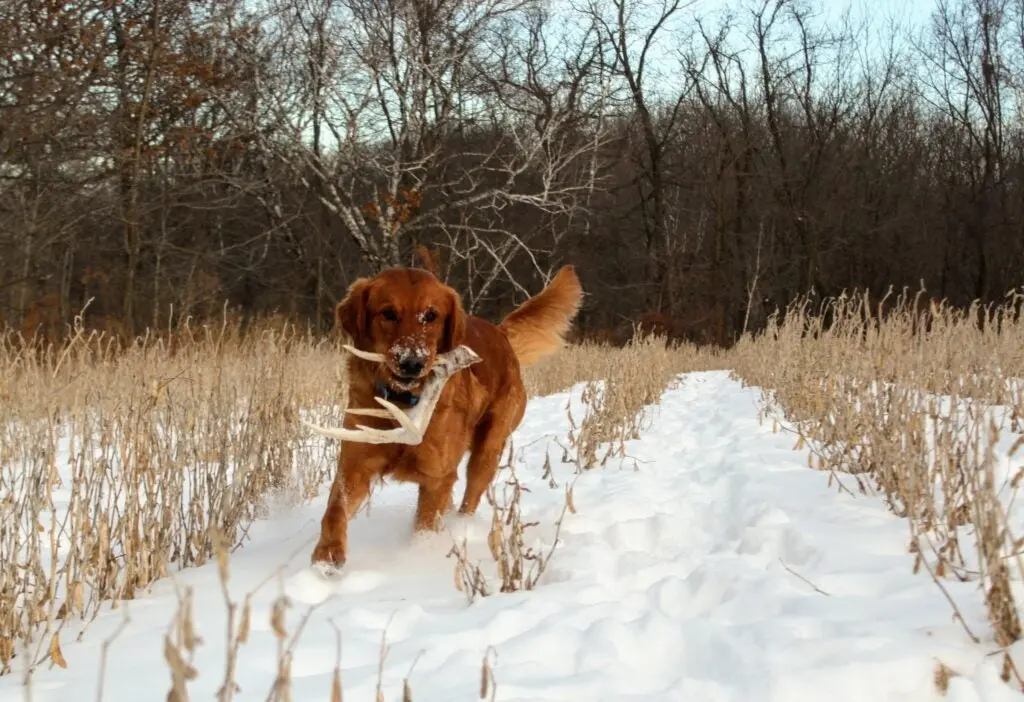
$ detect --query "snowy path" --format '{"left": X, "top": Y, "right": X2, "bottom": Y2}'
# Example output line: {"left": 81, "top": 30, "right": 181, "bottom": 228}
{"left": 1, "top": 371, "right": 1018, "bottom": 701}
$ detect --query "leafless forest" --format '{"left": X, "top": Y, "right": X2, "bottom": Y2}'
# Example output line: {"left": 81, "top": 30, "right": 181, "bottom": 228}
{"left": 2, "top": 0, "right": 1023, "bottom": 346}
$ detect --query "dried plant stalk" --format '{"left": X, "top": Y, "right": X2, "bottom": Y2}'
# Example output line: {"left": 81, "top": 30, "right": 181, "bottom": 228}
{"left": 0, "top": 316, "right": 344, "bottom": 675}
{"left": 731, "top": 287, "right": 1024, "bottom": 665}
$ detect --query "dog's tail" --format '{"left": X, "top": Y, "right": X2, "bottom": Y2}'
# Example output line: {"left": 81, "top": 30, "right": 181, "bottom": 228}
{"left": 499, "top": 265, "right": 583, "bottom": 368}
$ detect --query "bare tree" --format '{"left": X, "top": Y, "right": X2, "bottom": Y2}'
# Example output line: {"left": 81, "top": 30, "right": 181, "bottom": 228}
{"left": 0, "top": 0, "right": 112, "bottom": 331}
{"left": 916, "top": 0, "right": 1019, "bottom": 300}
{"left": 439, "top": 4, "right": 613, "bottom": 310}
{"left": 584, "top": 0, "right": 695, "bottom": 313}
{"left": 3, "top": 0, "right": 1024, "bottom": 345}
{"left": 219, "top": 0, "right": 611, "bottom": 305}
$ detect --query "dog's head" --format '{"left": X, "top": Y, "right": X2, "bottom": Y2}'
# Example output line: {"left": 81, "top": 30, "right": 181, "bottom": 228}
{"left": 335, "top": 268, "right": 467, "bottom": 392}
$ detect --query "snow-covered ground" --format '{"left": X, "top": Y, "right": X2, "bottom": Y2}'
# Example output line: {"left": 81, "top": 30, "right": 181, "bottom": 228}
{"left": 2, "top": 370, "right": 1023, "bottom": 701}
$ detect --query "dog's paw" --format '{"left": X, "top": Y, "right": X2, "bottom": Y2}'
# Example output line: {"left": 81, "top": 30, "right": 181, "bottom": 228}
{"left": 311, "top": 560, "right": 346, "bottom": 580}
{"left": 310, "top": 539, "right": 347, "bottom": 569}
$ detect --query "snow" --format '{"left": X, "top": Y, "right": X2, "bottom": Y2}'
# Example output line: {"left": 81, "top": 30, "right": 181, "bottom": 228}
{"left": 3, "top": 370, "right": 1024, "bottom": 701}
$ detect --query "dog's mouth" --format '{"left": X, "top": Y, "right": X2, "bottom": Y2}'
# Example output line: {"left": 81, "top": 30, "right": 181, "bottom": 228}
{"left": 388, "top": 374, "right": 420, "bottom": 392}
{"left": 385, "top": 366, "right": 431, "bottom": 392}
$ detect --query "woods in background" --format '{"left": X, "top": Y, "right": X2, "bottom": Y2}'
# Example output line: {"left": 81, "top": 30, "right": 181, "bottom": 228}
{"left": 2, "top": 0, "right": 1023, "bottom": 346}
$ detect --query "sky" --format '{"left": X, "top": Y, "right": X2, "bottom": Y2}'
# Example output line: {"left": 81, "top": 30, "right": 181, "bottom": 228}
{"left": 694, "top": 0, "right": 935, "bottom": 28}
{"left": 563, "top": 0, "right": 943, "bottom": 103}
{"left": 808, "top": 0, "right": 935, "bottom": 26}
{"left": 544, "top": 0, "right": 941, "bottom": 74}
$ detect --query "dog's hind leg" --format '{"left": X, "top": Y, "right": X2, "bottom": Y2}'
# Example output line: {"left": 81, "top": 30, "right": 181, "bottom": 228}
{"left": 458, "top": 391, "right": 526, "bottom": 515}
{"left": 414, "top": 471, "right": 459, "bottom": 532}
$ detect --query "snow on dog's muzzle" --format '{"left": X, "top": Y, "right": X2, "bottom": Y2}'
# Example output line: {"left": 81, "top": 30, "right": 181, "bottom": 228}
{"left": 390, "top": 337, "right": 430, "bottom": 381}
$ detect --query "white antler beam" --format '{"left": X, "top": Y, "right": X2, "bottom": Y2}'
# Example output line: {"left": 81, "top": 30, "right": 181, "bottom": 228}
{"left": 342, "top": 344, "right": 386, "bottom": 363}
{"left": 302, "top": 345, "right": 481, "bottom": 446}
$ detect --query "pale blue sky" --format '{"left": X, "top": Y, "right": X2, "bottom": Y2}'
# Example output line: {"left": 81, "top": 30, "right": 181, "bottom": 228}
{"left": 547, "top": 0, "right": 940, "bottom": 70}
{"left": 804, "top": 0, "right": 934, "bottom": 26}
{"left": 692, "top": 0, "right": 934, "bottom": 29}
{"left": 551, "top": 0, "right": 943, "bottom": 103}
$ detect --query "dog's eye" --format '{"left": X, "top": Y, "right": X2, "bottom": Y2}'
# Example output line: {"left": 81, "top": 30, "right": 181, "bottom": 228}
{"left": 420, "top": 309, "right": 437, "bottom": 323}
{"left": 380, "top": 308, "right": 398, "bottom": 321}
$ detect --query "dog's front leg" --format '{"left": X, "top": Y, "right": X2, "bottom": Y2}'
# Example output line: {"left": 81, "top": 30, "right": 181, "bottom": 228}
{"left": 312, "top": 450, "right": 382, "bottom": 568}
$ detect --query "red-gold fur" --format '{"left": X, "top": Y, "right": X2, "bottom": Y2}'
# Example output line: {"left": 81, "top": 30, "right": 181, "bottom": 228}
{"left": 312, "top": 265, "right": 583, "bottom": 567}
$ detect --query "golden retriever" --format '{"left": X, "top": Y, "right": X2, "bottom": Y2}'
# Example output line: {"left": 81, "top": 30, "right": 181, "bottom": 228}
{"left": 311, "top": 265, "right": 583, "bottom": 568}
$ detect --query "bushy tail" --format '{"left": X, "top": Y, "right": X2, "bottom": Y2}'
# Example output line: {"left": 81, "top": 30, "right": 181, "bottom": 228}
{"left": 499, "top": 265, "right": 583, "bottom": 368}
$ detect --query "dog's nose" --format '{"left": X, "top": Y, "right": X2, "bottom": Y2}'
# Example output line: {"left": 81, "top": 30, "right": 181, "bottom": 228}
{"left": 397, "top": 357, "right": 424, "bottom": 377}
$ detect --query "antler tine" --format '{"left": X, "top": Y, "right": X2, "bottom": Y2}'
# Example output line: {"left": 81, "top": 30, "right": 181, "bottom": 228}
{"left": 302, "top": 374, "right": 449, "bottom": 445}
{"left": 343, "top": 344, "right": 387, "bottom": 363}
{"left": 344, "top": 407, "right": 394, "bottom": 418}
{"left": 367, "top": 383, "right": 440, "bottom": 443}
{"left": 303, "top": 345, "right": 481, "bottom": 446}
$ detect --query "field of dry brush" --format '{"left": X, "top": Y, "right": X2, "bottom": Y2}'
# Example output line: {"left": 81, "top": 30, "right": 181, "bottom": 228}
{"left": 2, "top": 289, "right": 1023, "bottom": 692}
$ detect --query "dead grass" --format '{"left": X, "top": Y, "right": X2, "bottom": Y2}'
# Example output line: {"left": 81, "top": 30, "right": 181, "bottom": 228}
{"left": 13, "top": 289, "right": 1024, "bottom": 694}
{"left": 447, "top": 463, "right": 575, "bottom": 604}
{"left": 533, "top": 329, "right": 729, "bottom": 470}
{"left": 149, "top": 553, "right": 504, "bottom": 702}
{"left": 0, "top": 314, "right": 345, "bottom": 677}
{"left": 522, "top": 329, "right": 727, "bottom": 400}
{"left": 0, "top": 308, "right": 706, "bottom": 691}
{"left": 447, "top": 440, "right": 582, "bottom": 604}
{"left": 730, "top": 287, "right": 1024, "bottom": 680}
{"left": 447, "top": 330, "right": 724, "bottom": 600}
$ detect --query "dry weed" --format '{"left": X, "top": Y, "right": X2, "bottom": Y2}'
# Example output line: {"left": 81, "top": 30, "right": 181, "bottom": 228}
{"left": 3, "top": 300, "right": 721, "bottom": 689}
{"left": 448, "top": 454, "right": 576, "bottom": 604}
{"left": 522, "top": 339, "right": 622, "bottom": 397}
{"left": 148, "top": 543, "right": 399, "bottom": 702}
{"left": 732, "top": 288, "right": 1024, "bottom": 657}
{"left": 146, "top": 547, "right": 507, "bottom": 702}
{"left": 564, "top": 329, "right": 726, "bottom": 469}
{"left": 447, "top": 330, "right": 726, "bottom": 602}
{"left": 0, "top": 314, "right": 344, "bottom": 677}
{"left": 35, "top": 287, "right": 1024, "bottom": 696}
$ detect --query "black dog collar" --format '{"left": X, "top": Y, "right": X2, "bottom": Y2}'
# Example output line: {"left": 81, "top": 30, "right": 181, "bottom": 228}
{"left": 373, "top": 380, "right": 420, "bottom": 406}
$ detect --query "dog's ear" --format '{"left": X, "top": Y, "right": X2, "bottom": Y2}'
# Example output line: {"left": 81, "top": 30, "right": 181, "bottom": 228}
{"left": 441, "top": 286, "right": 467, "bottom": 352}
{"left": 335, "top": 278, "right": 371, "bottom": 345}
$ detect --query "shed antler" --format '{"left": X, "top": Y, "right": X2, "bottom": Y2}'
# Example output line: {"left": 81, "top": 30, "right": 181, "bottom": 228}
{"left": 341, "top": 344, "right": 386, "bottom": 363}
{"left": 302, "top": 345, "right": 481, "bottom": 445}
